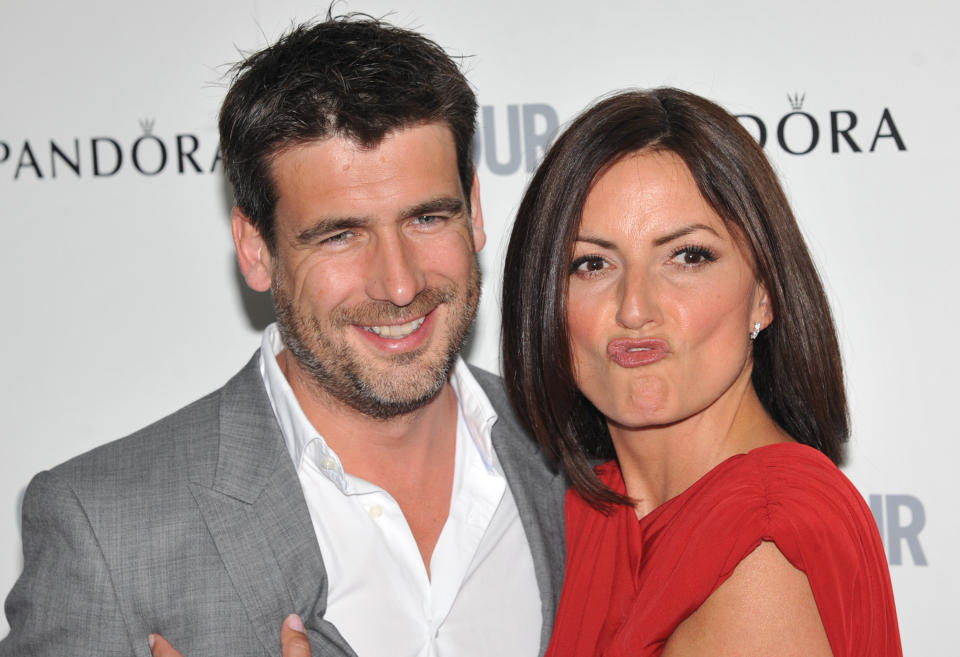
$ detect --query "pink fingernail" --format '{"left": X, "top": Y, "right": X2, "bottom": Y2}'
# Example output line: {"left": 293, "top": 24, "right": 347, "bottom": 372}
{"left": 148, "top": 634, "right": 156, "bottom": 649}
{"left": 287, "top": 614, "right": 304, "bottom": 632}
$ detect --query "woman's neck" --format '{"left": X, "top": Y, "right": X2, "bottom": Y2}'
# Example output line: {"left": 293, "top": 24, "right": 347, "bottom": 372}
{"left": 610, "top": 378, "right": 792, "bottom": 518}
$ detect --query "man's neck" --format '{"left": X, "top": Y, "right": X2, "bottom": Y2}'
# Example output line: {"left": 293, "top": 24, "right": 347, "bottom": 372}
{"left": 277, "top": 349, "right": 458, "bottom": 475}
{"left": 278, "top": 349, "right": 458, "bottom": 572}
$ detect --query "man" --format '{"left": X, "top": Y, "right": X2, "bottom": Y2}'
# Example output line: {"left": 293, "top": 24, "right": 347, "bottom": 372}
{"left": 0, "top": 14, "right": 566, "bottom": 657}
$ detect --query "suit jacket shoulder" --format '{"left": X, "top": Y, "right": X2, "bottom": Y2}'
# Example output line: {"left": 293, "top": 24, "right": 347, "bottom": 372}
{"left": 2, "top": 354, "right": 347, "bottom": 657}
{"left": 50, "top": 386, "right": 223, "bottom": 495}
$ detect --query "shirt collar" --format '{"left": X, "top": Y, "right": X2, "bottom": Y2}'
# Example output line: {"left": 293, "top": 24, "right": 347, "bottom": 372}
{"left": 449, "top": 357, "right": 499, "bottom": 472}
{"left": 258, "top": 323, "right": 500, "bottom": 492}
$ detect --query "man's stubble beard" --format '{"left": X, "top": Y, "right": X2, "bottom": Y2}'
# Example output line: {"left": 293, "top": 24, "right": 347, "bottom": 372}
{"left": 272, "top": 258, "right": 481, "bottom": 420}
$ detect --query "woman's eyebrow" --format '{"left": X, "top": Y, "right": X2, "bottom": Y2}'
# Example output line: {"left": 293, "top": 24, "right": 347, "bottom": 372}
{"left": 575, "top": 223, "right": 720, "bottom": 250}
{"left": 574, "top": 235, "right": 616, "bottom": 249}
{"left": 652, "top": 223, "right": 720, "bottom": 247}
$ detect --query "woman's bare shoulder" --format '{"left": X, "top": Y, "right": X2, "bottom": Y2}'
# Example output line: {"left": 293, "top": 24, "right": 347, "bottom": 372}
{"left": 662, "top": 541, "right": 833, "bottom": 657}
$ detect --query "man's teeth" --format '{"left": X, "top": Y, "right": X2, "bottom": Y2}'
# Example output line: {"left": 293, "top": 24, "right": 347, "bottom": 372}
{"left": 364, "top": 317, "right": 425, "bottom": 339}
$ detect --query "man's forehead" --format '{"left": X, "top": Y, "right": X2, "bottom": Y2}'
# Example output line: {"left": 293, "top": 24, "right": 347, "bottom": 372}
{"left": 272, "top": 121, "right": 459, "bottom": 167}
{"left": 269, "top": 123, "right": 465, "bottom": 227}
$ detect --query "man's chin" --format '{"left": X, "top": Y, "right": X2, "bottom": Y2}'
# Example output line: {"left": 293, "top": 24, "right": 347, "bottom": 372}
{"left": 339, "top": 373, "right": 449, "bottom": 420}
{"left": 353, "top": 360, "right": 452, "bottom": 408}
{"left": 297, "top": 340, "right": 455, "bottom": 420}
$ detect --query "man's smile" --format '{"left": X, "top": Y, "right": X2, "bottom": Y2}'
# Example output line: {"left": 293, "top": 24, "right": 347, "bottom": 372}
{"left": 361, "top": 315, "right": 427, "bottom": 339}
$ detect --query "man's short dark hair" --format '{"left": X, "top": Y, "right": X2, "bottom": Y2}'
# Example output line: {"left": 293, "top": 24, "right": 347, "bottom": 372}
{"left": 219, "top": 13, "right": 478, "bottom": 251}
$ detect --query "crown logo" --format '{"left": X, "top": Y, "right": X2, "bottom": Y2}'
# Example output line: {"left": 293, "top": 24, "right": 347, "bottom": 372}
{"left": 139, "top": 118, "right": 156, "bottom": 134}
{"left": 786, "top": 93, "right": 805, "bottom": 111}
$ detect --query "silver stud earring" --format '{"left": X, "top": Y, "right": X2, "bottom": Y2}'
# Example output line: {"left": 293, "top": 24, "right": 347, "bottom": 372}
{"left": 749, "top": 322, "right": 761, "bottom": 340}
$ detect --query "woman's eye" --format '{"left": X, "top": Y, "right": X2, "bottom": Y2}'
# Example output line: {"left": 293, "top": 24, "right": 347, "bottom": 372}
{"left": 571, "top": 256, "right": 608, "bottom": 274}
{"left": 670, "top": 246, "right": 717, "bottom": 267}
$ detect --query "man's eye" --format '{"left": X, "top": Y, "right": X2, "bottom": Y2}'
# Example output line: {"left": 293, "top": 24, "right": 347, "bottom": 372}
{"left": 413, "top": 215, "right": 443, "bottom": 226}
{"left": 323, "top": 230, "right": 355, "bottom": 244}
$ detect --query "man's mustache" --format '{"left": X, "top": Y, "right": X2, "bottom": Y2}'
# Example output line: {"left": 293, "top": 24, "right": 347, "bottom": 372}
{"left": 333, "top": 286, "right": 456, "bottom": 326}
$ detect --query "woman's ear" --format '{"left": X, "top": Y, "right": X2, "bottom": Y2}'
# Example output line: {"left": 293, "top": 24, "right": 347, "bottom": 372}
{"left": 753, "top": 281, "right": 774, "bottom": 330}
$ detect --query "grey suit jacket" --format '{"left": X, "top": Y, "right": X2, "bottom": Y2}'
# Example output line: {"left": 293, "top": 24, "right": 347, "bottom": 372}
{"left": 0, "top": 354, "right": 567, "bottom": 657}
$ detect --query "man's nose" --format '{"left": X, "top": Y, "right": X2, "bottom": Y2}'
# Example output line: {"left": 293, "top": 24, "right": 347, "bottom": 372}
{"left": 364, "top": 233, "right": 427, "bottom": 307}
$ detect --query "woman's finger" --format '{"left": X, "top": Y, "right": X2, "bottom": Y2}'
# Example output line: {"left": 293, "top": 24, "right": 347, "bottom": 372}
{"left": 281, "top": 614, "right": 312, "bottom": 657}
{"left": 148, "top": 633, "right": 185, "bottom": 657}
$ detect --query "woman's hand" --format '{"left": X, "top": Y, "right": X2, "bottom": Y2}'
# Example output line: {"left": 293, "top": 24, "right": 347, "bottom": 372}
{"left": 278, "top": 614, "right": 312, "bottom": 657}
{"left": 149, "top": 614, "right": 311, "bottom": 657}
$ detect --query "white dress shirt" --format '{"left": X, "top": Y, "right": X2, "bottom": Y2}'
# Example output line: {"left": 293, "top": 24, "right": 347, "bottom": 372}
{"left": 258, "top": 324, "right": 541, "bottom": 657}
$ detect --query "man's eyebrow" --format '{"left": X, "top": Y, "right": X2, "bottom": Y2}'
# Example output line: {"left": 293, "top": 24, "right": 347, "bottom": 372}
{"left": 652, "top": 223, "right": 720, "bottom": 247}
{"left": 295, "top": 217, "right": 369, "bottom": 244}
{"left": 401, "top": 197, "right": 465, "bottom": 219}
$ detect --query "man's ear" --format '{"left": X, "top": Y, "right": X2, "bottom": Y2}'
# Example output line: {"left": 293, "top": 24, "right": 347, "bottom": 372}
{"left": 231, "top": 207, "right": 273, "bottom": 292}
{"left": 467, "top": 171, "right": 486, "bottom": 252}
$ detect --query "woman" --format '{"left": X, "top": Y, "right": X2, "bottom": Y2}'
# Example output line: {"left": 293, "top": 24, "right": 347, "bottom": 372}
{"left": 501, "top": 88, "right": 901, "bottom": 656}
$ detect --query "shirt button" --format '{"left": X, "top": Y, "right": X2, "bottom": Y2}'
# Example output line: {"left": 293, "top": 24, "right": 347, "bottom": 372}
{"left": 321, "top": 457, "right": 337, "bottom": 470}
{"left": 368, "top": 504, "right": 383, "bottom": 519}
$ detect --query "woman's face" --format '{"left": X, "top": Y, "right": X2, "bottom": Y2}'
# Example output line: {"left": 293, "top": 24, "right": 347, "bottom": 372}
{"left": 566, "top": 150, "right": 771, "bottom": 431}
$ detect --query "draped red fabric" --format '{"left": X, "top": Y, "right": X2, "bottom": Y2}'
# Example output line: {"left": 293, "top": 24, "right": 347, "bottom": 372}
{"left": 546, "top": 443, "right": 901, "bottom": 657}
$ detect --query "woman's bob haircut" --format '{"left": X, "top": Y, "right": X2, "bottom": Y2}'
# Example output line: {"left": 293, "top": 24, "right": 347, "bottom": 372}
{"left": 502, "top": 88, "right": 848, "bottom": 508}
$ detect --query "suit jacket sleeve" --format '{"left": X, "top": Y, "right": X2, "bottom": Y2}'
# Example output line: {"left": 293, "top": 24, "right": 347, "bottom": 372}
{"left": 1, "top": 470, "right": 138, "bottom": 657}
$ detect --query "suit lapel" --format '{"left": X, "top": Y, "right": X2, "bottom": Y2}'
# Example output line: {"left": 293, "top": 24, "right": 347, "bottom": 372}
{"left": 190, "top": 354, "right": 353, "bottom": 656}
{"left": 190, "top": 482, "right": 297, "bottom": 655}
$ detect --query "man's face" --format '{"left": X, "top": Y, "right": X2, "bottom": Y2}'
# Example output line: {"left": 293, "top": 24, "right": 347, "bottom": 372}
{"left": 235, "top": 123, "right": 485, "bottom": 419}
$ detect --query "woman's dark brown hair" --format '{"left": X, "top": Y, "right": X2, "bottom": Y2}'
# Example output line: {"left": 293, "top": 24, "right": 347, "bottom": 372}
{"left": 501, "top": 88, "right": 848, "bottom": 508}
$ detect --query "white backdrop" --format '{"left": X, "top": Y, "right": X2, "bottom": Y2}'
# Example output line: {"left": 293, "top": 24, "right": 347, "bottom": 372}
{"left": 1, "top": 1, "right": 954, "bottom": 653}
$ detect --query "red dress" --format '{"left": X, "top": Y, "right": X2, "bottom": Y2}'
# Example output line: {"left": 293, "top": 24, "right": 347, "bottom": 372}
{"left": 546, "top": 443, "right": 902, "bottom": 656}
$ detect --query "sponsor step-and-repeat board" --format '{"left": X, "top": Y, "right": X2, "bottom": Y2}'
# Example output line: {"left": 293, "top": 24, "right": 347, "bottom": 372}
{"left": 1, "top": 1, "right": 954, "bottom": 653}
